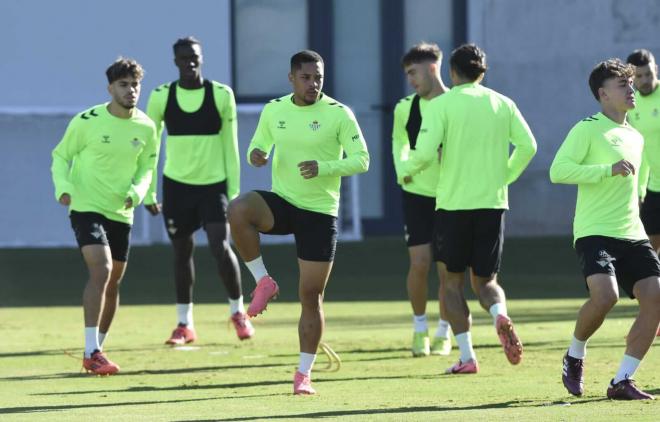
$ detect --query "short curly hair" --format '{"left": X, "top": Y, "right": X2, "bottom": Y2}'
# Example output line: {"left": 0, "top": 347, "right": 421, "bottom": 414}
{"left": 105, "top": 57, "right": 144, "bottom": 84}
{"left": 588, "top": 58, "right": 634, "bottom": 101}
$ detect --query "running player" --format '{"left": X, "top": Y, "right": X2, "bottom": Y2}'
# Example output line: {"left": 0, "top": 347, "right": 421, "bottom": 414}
{"left": 551, "top": 58, "right": 660, "bottom": 400}
{"left": 393, "top": 43, "right": 451, "bottom": 357}
{"left": 51, "top": 58, "right": 158, "bottom": 375}
{"left": 144, "top": 37, "right": 253, "bottom": 345}
{"left": 227, "top": 50, "right": 369, "bottom": 395}
{"left": 406, "top": 43, "right": 537, "bottom": 374}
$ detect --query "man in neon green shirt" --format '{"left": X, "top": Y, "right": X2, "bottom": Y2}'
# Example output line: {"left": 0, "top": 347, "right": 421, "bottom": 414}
{"left": 51, "top": 58, "right": 158, "bottom": 375}
{"left": 627, "top": 49, "right": 660, "bottom": 253}
{"left": 406, "top": 44, "right": 536, "bottom": 374}
{"left": 228, "top": 50, "right": 369, "bottom": 395}
{"left": 550, "top": 59, "right": 660, "bottom": 400}
{"left": 393, "top": 43, "right": 451, "bottom": 357}
{"left": 144, "top": 37, "right": 252, "bottom": 345}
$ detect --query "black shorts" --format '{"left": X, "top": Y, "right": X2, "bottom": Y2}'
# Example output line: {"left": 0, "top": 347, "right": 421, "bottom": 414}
{"left": 641, "top": 189, "right": 660, "bottom": 235}
{"left": 69, "top": 211, "right": 132, "bottom": 262}
{"left": 256, "top": 191, "right": 338, "bottom": 262}
{"left": 402, "top": 190, "right": 436, "bottom": 247}
{"left": 575, "top": 235, "right": 660, "bottom": 299}
{"left": 433, "top": 208, "right": 505, "bottom": 277}
{"left": 162, "top": 175, "right": 228, "bottom": 239}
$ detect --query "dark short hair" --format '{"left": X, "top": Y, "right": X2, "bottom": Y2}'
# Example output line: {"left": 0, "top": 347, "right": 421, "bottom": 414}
{"left": 401, "top": 42, "right": 442, "bottom": 68}
{"left": 290, "top": 50, "right": 324, "bottom": 71}
{"left": 588, "top": 58, "right": 634, "bottom": 101}
{"left": 626, "top": 49, "right": 655, "bottom": 67}
{"left": 105, "top": 57, "right": 144, "bottom": 84}
{"left": 173, "top": 36, "right": 201, "bottom": 55}
{"left": 449, "top": 43, "right": 487, "bottom": 81}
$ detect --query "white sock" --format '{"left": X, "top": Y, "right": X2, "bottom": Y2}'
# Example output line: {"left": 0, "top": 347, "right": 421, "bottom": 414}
{"left": 455, "top": 332, "right": 476, "bottom": 362}
{"left": 84, "top": 326, "right": 100, "bottom": 358}
{"left": 298, "top": 352, "right": 317, "bottom": 376}
{"left": 567, "top": 336, "right": 587, "bottom": 359}
{"left": 176, "top": 303, "right": 194, "bottom": 327}
{"left": 489, "top": 302, "right": 508, "bottom": 326}
{"left": 435, "top": 319, "right": 451, "bottom": 339}
{"left": 245, "top": 256, "right": 268, "bottom": 283}
{"left": 229, "top": 296, "right": 245, "bottom": 315}
{"left": 413, "top": 314, "right": 428, "bottom": 333}
{"left": 612, "top": 354, "right": 641, "bottom": 384}
{"left": 98, "top": 332, "right": 107, "bottom": 349}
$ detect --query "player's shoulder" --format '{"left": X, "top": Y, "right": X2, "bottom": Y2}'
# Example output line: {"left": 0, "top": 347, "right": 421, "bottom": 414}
{"left": 72, "top": 103, "right": 106, "bottom": 125}
{"left": 151, "top": 82, "right": 173, "bottom": 95}
{"left": 394, "top": 94, "right": 416, "bottom": 112}
{"left": 210, "top": 80, "right": 234, "bottom": 96}
{"left": 129, "top": 109, "right": 159, "bottom": 133}
{"left": 320, "top": 95, "right": 357, "bottom": 119}
{"left": 567, "top": 114, "right": 602, "bottom": 137}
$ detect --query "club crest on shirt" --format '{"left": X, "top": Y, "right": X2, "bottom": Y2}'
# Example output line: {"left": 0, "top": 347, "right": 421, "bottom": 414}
{"left": 131, "top": 138, "right": 141, "bottom": 148}
{"left": 653, "top": 108, "right": 659, "bottom": 117}
{"left": 309, "top": 120, "right": 321, "bottom": 131}
{"left": 101, "top": 135, "right": 110, "bottom": 143}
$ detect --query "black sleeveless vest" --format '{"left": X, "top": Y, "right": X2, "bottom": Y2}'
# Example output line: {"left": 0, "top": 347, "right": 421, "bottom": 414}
{"left": 405, "top": 94, "right": 422, "bottom": 150}
{"left": 164, "top": 80, "right": 222, "bottom": 135}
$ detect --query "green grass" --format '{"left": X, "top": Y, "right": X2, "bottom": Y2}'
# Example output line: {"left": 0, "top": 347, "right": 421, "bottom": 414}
{"left": 0, "top": 300, "right": 658, "bottom": 421}
{"left": 0, "top": 237, "right": 658, "bottom": 420}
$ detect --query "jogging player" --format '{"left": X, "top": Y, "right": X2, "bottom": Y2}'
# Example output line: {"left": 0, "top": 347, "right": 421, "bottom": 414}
{"left": 227, "top": 50, "right": 369, "bottom": 395}
{"left": 144, "top": 37, "right": 253, "bottom": 344}
{"left": 406, "top": 43, "right": 537, "bottom": 374}
{"left": 51, "top": 58, "right": 158, "bottom": 375}
{"left": 550, "top": 58, "right": 660, "bottom": 400}
{"left": 393, "top": 43, "right": 452, "bottom": 357}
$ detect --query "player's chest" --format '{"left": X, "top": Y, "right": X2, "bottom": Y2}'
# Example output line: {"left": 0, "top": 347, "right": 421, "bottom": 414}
{"left": 84, "top": 124, "right": 147, "bottom": 159}
{"left": 594, "top": 130, "right": 642, "bottom": 162}
{"left": 269, "top": 115, "right": 339, "bottom": 148}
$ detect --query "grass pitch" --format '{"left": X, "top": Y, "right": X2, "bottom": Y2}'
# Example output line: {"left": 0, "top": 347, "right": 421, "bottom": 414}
{"left": 0, "top": 300, "right": 658, "bottom": 421}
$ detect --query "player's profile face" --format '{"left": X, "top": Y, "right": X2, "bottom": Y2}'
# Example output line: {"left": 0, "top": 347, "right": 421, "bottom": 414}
{"left": 632, "top": 62, "right": 658, "bottom": 96}
{"left": 175, "top": 44, "right": 203, "bottom": 80}
{"left": 601, "top": 76, "right": 635, "bottom": 111}
{"left": 289, "top": 61, "right": 324, "bottom": 105}
{"left": 404, "top": 62, "right": 432, "bottom": 97}
{"left": 108, "top": 76, "right": 141, "bottom": 109}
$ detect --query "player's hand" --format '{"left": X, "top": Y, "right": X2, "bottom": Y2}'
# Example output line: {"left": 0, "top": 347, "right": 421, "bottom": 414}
{"left": 58, "top": 193, "right": 71, "bottom": 206}
{"left": 612, "top": 159, "right": 635, "bottom": 177}
{"left": 298, "top": 160, "right": 319, "bottom": 179}
{"left": 124, "top": 197, "right": 134, "bottom": 209}
{"left": 403, "top": 175, "right": 413, "bottom": 184}
{"left": 145, "top": 203, "right": 161, "bottom": 216}
{"left": 250, "top": 149, "right": 269, "bottom": 167}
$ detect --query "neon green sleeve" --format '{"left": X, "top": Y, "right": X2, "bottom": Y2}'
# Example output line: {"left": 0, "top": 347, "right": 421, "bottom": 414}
{"left": 317, "top": 108, "right": 369, "bottom": 177}
{"left": 51, "top": 118, "right": 85, "bottom": 201}
{"left": 550, "top": 124, "right": 611, "bottom": 184}
{"left": 144, "top": 90, "right": 166, "bottom": 205}
{"left": 392, "top": 102, "right": 409, "bottom": 184}
{"left": 247, "top": 104, "right": 274, "bottom": 165}
{"left": 220, "top": 87, "right": 240, "bottom": 200}
{"left": 404, "top": 102, "right": 443, "bottom": 177}
{"left": 638, "top": 146, "right": 650, "bottom": 199}
{"left": 506, "top": 104, "right": 537, "bottom": 184}
{"left": 127, "top": 125, "right": 159, "bottom": 205}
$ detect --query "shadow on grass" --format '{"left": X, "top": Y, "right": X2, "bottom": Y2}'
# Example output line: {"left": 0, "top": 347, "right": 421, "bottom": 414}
{"left": 0, "top": 397, "right": 217, "bottom": 415}
{"left": 176, "top": 397, "right": 610, "bottom": 421}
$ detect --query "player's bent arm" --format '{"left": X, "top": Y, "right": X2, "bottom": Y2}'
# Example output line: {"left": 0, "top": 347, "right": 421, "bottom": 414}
{"left": 506, "top": 106, "right": 537, "bottom": 184}
{"left": 247, "top": 105, "right": 274, "bottom": 167}
{"left": 638, "top": 149, "right": 650, "bottom": 200}
{"left": 221, "top": 87, "right": 241, "bottom": 200}
{"left": 549, "top": 137, "right": 610, "bottom": 185}
{"left": 144, "top": 91, "right": 166, "bottom": 205}
{"left": 127, "top": 129, "right": 159, "bottom": 207}
{"left": 392, "top": 103, "right": 410, "bottom": 184}
{"left": 317, "top": 114, "right": 369, "bottom": 177}
{"left": 51, "top": 119, "right": 84, "bottom": 201}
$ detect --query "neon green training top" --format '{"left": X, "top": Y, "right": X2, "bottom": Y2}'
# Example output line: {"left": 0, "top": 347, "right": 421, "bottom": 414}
{"left": 550, "top": 112, "right": 647, "bottom": 242}
{"left": 145, "top": 80, "right": 240, "bottom": 202}
{"left": 51, "top": 104, "right": 159, "bottom": 224}
{"left": 628, "top": 85, "right": 660, "bottom": 195}
{"left": 392, "top": 94, "right": 441, "bottom": 198}
{"left": 248, "top": 93, "right": 370, "bottom": 216}
{"left": 405, "top": 82, "right": 537, "bottom": 210}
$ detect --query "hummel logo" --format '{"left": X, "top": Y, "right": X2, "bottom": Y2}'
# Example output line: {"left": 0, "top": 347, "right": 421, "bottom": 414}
{"left": 101, "top": 135, "right": 110, "bottom": 143}
{"left": 277, "top": 121, "right": 286, "bottom": 129}
{"left": 131, "top": 138, "right": 141, "bottom": 148}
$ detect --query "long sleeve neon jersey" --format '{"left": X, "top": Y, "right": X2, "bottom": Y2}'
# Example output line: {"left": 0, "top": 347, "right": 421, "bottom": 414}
{"left": 405, "top": 82, "right": 537, "bottom": 210}
{"left": 145, "top": 80, "right": 240, "bottom": 202}
{"left": 628, "top": 86, "right": 660, "bottom": 196}
{"left": 51, "top": 104, "right": 159, "bottom": 224}
{"left": 550, "top": 112, "right": 647, "bottom": 242}
{"left": 247, "top": 94, "right": 370, "bottom": 217}
{"left": 392, "top": 94, "right": 441, "bottom": 198}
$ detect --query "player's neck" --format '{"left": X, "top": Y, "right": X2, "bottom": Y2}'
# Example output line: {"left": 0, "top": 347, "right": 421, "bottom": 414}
{"left": 423, "top": 78, "right": 449, "bottom": 100}
{"left": 600, "top": 106, "right": 627, "bottom": 125}
{"left": 179, "top": 76, "right": 204, "bottom": 89}
{"left": 107, "top": 102, "right": 136, "bottom": 119}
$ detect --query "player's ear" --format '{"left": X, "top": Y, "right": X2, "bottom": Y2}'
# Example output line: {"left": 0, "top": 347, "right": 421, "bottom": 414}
{"left": 288, "top": 72, "right": 294, "bottom": 84}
